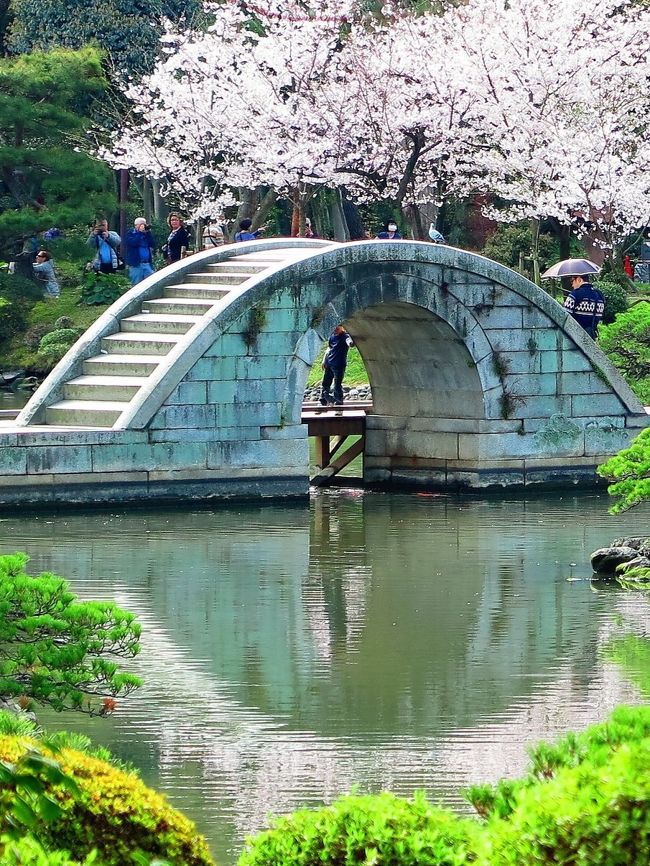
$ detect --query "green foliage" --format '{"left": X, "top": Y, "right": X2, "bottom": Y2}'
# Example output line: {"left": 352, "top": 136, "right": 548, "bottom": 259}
{"left": 598, "top": 426, "right": 650, "bottom": 512}
{"left": 599, "top": 303, "right": 650, "bottom": 380}
{"left": 0, "top": 297, "right": 24, "bottom": 343}
{"left": 0, "top": 833, "right": 95, "bottom": 866}
{"left": 465, "top": 704, "right": 650, "bottom": 822}
{"left": 0, "top": 744, "right": 81, "bottom": 837}
{"left": 0, "top": 733, "right": 214, "bottom": 866}
{"left": 597, "top": 279, "right": 629, "bottom": 324}
{"left": 486, "top": 739, "right": 650, "bottom": 866}
{"left": 481, "top": 223, "right": 559, "bottom": 274}
{"left": 239, "top": 706, "right": 650, "bottom": 866}
{"left": 0, "top": 48, "right": 115, "bottom": 255}
{"left": 8, "top": 0, "right": 201, "bottom": 77}
{"left": 0, "top": 272, "right": 41, "bottom": 305}
{"left": 603, "top": 636, "right": 650, "bottom": 695}
{"left": 78, "top": 271, "right": 129, "bottom": 306}
{"left": 37, "top": 328, "right": 81, "bottom": 364}
{"left": 239, "top": 791, "right": 478, "bottom": 866}
{"left": 0, "top": 552, "right": 142, "bottom": 714}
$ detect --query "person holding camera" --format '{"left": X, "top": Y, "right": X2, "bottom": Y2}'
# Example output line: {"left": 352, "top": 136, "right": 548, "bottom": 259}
{"left": 125, "top": 217, "right": 156, "bottom": 286}
{"left": 87, "top": 219, "right": 121, "bottom": 273}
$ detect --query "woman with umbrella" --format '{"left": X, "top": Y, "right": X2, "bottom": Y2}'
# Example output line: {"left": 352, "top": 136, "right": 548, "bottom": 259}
{"left": 541, "top": 259, "right": 605, "bottom": 339}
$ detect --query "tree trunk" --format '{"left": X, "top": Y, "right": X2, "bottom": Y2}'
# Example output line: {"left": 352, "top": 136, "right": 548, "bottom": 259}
{"left": 251, "top": 188, "right": 277, "bottom": 231}
{"left": 119, "top": 169, "right": 129, "bottom": 247}
{"left": 143, "top": 177, "right": 152, "bottom": 224}
{"left": 330, "top": 189, "right": 350, "bottom": 241}
{"left": 152, "top": 179, "right": 165, "bottom": 222}
{"left": 530, "top": 217, "right": 541, "bottom": 285}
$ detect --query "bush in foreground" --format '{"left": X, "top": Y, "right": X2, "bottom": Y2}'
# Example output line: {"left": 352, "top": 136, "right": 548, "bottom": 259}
{"left": 241, "top": 706, "right": 650, "bottom": 866}
{"left": 239, "top": 791, "right": 478, "bottom": 866}
{"left": 0, "top": 733, "right": 215, "bottom": 866}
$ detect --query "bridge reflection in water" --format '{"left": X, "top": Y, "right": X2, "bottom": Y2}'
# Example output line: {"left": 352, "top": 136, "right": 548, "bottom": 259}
{"left": 7, "top": 493, "right": 650, "bottom": 863}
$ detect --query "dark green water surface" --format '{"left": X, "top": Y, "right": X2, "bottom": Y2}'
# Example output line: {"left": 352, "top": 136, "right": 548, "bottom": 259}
{"left": 2, "top": 491, "right": 650, "bottom": 864}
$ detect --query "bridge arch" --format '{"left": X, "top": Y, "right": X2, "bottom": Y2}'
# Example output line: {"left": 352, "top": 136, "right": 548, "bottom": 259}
{"left": 3, "top": 238, "right": 648, "bottom": 505}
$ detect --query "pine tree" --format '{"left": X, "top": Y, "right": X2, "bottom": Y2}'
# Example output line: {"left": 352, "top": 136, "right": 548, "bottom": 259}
{"left": 0, "top": 552, "right": 141, "bottom": 715}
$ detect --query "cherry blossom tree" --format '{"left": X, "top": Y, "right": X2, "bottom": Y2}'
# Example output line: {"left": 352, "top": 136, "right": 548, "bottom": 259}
{"left": 102, "top": 0, "right": 650, "bottom": 248}
{"left": 448, "top": 0, "right": 650, "bottom": 272}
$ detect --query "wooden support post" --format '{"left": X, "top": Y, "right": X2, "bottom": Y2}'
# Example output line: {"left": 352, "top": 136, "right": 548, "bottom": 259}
{"left": 311, "top": 437, "right": 364, "bottom": 487}
{"left": 314, "top": 435, "right": 331, "bottom": 469}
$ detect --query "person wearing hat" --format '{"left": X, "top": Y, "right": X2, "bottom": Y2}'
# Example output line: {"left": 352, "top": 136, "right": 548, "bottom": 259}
{"left": 562, "top": 273, "right": 605, "bottom": 339}
{"left": 125, "top": 217, "right": 156, "bottom": 286}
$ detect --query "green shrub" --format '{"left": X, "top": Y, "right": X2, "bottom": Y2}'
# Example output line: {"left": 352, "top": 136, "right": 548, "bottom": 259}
{"left": 239, "top": 791, "right": 478, "bottom": 866}
{"left": 597, "top": 279, "right": 629, "bottom": 324}
{"left": 466, "top": 704, "right": 650, "bottom": 821}
{"left": 0, "top": 735, "right": 215, "bottom": 866}
{"left": 24, "top": 324, "right": 53, "bottom": 350}
{"left": 0, "top": 298, "right": 26, "bottom": 343}
{"left": 78, "top": 272, "right": 129, "bottom": 306}
{"left": 481, "top": 224, "right": 560, "bottom": 275}
{"left": 0, "top": 272, "right": 41, "bottom": 304}
{"left": 599, "top": 303, "right": 650, "bottom": 384}
{"left": 53, "top": 317, "right": 74, "bottom": 330}
{"left": 0, "top": 833, "right": 92, "bottom": 866}
{"left": 485, "top": 739, "right": 650, "bottom": 866}
{"left": 37, "top": 328, "right": 81, "bottom": 364}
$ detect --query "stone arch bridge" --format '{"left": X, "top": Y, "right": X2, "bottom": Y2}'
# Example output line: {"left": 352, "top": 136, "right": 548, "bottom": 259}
{"left": 0, "top": 238, "right": 646, "bottom": 506}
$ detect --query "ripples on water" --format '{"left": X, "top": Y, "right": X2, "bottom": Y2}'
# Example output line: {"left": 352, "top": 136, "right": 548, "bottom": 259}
{"left": 2, "top": 490, "right": 650, "bottom": 865}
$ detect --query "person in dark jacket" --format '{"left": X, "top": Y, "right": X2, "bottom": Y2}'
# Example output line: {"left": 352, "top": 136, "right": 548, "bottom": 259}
{"left": 320, "top": 325, "right": 354, "bottom": 406}
{"left": 163, "top": 213, "right": 191, "bottom": 264}
{"left": 375, "top": 221, "right": 401, "bottom": 239}
{"left": 125, "top": 217, "right": 156, "bottom": 286}
{"left": 563, "top": 274, "right": 605, "bottom": 339}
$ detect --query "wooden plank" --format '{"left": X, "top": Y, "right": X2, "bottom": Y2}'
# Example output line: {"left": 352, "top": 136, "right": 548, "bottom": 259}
{"left": 304, "top": 414, "right": 365, "bottom": 437}
{"left": 310, "top": 437, "right": 364, "bottom": 487}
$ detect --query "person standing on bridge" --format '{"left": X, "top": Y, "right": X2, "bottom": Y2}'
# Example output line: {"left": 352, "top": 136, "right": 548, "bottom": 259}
{"left": 320, "top": 325, "right": 354, "bottom": 406}
{"left": 125, "top": 217, "right": 156, "bottom": 286}
{"left": 563, "top": 274, "right": 605, "bottom": 339}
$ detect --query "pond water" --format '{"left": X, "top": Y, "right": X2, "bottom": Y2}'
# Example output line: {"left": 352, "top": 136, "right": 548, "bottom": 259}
{"left": 0, "top": 389, "right": 29, "bottom": 411}
{"left": 3, "top": 491, "right": 650, "bottom": 865}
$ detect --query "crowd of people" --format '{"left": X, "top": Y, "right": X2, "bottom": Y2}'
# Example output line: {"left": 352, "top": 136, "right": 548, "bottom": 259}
{"left": 22, "top": 212, "right": 650, "bottom": 351}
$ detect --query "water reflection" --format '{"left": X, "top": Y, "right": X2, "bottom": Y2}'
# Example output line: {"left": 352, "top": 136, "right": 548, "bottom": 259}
{"left": 2, "top": 492, "right": 650, "bottom": 865}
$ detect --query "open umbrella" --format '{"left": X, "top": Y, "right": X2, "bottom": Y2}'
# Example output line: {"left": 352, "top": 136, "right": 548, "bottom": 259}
{"left": 541, "top": 258, "right": 601, "bottom": 279}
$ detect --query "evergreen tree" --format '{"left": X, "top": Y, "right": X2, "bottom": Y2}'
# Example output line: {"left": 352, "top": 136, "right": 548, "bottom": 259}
{"left": 7, "top": 0, "right": 201, "bottom": 76}
{"left": 0, "top": 47, "right": 115, "bottom": 255}
{"left": 0, "top": 552, "right": 141, "bottom": 715}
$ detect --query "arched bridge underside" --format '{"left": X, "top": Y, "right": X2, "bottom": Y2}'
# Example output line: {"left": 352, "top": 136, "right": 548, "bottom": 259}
{"left": 1, "top": 239, "right": 647, "bottom": 507}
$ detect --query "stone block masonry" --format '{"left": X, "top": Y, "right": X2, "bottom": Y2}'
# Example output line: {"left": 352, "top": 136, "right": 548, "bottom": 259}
{"left": 0, "top": 239, "right": 647, "bottom": 507}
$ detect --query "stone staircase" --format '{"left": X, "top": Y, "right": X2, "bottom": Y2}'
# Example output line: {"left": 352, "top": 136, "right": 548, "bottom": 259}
{"left": 41, "top": 250, "right": 310, "bottom": 428}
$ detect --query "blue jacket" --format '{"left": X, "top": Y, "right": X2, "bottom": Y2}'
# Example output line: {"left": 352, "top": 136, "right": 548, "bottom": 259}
{"left": 563, "top": 282, "right": 604, "bottom": 338}
{"left": 125, "top": 229, "right": 155, "bottom": 266}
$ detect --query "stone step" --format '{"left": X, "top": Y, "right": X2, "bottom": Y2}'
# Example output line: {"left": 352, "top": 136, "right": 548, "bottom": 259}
{"left": 229, "top": 252, "right": 309, "bottom": 263}
{"left": 121, "top": 313, "right": 202, "bottom": 335}
{"left": 208, "top": 261, "right": 268, "bottom": 273}
{"left": 63, "top": 375, "right": 148, "bottom": 402}
{"left": 45, "top": 400, "right": 126, "bottom": 427}
{"left": 163, "top": 285, "right": 232, "bottom": 300}
{"left": 186, "top": 271, "right": 250, "bottom": 285}
{"left": 142, "top": 298, "right": 214, "bottom": 316}
{"left": 101, "top": 333, "right": 179, "bottom": 355}
{"left": 83, "top": 354, "right": 162, "bottom": 377}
